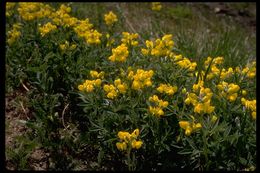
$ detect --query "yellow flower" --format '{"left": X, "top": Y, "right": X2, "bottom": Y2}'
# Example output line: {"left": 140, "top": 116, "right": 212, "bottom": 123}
{"left": 131, "top": 140, "right": 143, "bottom": 149}
{"left": 104, "top": 11, "right": 118, "bottom": 26}
{"left": 107, "top": 91, "right": 117, "bottom": 99}
{"left": 211, "top": 115, "right": 218, "bottom": 123}
{"left": 118, "top": 131, "right": 131, "bottom": 141}
{"left": 156, "top": 84, "right": 178, "bottom": 95}
{"left": 121, "top": 32, "right": 139, "bottom": 46}
{"left": 108, "top": 44, "right": 129, "bottom": 62}
{"left": 194, "top": 123, "right": 202, "bottom": 129}
{"left": 141, "top": 48, "right": 149, "bottom": 55}
{"left": 116, "top": 142, "right": 127, "bottom": 151}
{"left": 194, "top": 103, "right": 203, "bottom": 114}
{"left": 185, "top": 127, "right": 192, "bottom": 136}
{"left": 7, "top": 23, "right": 22, "bottom": 45}
{"left": 38, "top": 22, "right": 57, "bottom": 37}
{"left": 131, "top": 129, "right": 140, "bottom": 138}
{"left": 78, "top": 85, "right": 84, "bottom": 91}
{"left": 151, "top": 2, "right": 162, "bottom": 11}
{"left": 132, "top": 80, "right": 141, "bottom": 90}
{"left": 251, "top": 112, "right": 256, "bottom": 120}
{"left": 117, "top": 84, "right": 127, "bottom": 94}
{"left": 86, "top": 84, "right": 94, "bottom": 92}
{"left": 157, "top": 109, "right": 164, "bottom": 116}
{"left": 116, "top": 129, "right": 143, "bottom": 151}
{"left": 94, "top": 79, "right": 102, "bottom": 86}
{"left": 179, "top": 121, "right": 190, "bottom": 130}
{"left": 227, "top": 93, "right": 238, "bottom": 102}
{"left": 227, "top": 84, "right": 240, "bottom": 94}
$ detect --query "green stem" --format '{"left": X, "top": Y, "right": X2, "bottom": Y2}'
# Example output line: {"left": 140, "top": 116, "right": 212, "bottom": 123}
{"left": 127, "top": 147, "right": 132, "bottom": 171}
{"left": 202, "top": 129, "right": 209, "bottom": 170}
{"left": 200, "top": 115, "right": 209, "bottom": 170}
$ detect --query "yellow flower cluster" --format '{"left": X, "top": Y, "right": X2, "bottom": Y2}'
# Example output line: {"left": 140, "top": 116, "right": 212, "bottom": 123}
{"left": 17, "top": 3, "right": 53, "bottom": 21}
{"left": 78, "top": 79, "right": 102, "bottom": 92}
{"left": 108, "top": 44, "right": 129, "bottom": 62}
{"left": 114, "top": 79, "right": 128, "bottom": 94}
{"left": 6, "top": 2, "right": 16, "bottom": 17}
{"left": 172, "top": 54, "right": 197, "bottom": 72}
{"left": 185, "top": 83, "right": 215, "bottom": 114}
{"left": 103, "top": 79, "right": 128, "bottom": 99}
{"left": 73, "top": 19, "right": 102, "bottom": 45}
{"left": 103, "top": 84, "right": 117, "bottom": 99}
{"left": 241, "top": 61, "right": 256, "bottom": 79}
{"left": 141, "top": 34, "right": 174, "bottom": 57}
{"left": 219, "top": 67, "right": 234, "bottom": 80}
{"left": 17, "top": 3, "right": 102, "bottom": 45}
{"left": 148, "top": 95, "right": 169, "bottom": 117}
{"left": 90, "top": 70, "right": 105, "bottom": 79}
{"left": 104, "top": 11, "right": 118, "bottom": 26}
{"left": 179, "top": 116, "right": 202, "bottom": 136}
{"left": 127, "top": 69, "right": 154, "bottom": 90}
{"left": 151, "top": 2, "right": 162, "bottom": 11}
{"left": 50, "top": 4, "right": 77, "bottom": 27}
{"left": 241, "top": 98, "right": 256, "bottom": 120}
{"left": 38, "top": 22, "right": 57, "bottom": 37}
{"left": 217, "top": 81, "right": 240, "bottom": 102}
{"left": 78, "top": 70, "right": 104, "bottom": 92}
{"left": 203, "top": 56, "right": 224, "bottom": 80}
{"left": 157, "top": 84, "right": 178, "bottom": 95}
{"left": 121, "top": 32, "right": 139, "bottom": 47}
{"left": 59, "top": 41, "right": 77, "bottom": 51}
{"left": 7, "top": 23, "right": 22, "bottom": 45}
{"left": 116, "top": 129, "right": 143, "bottom": 151}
